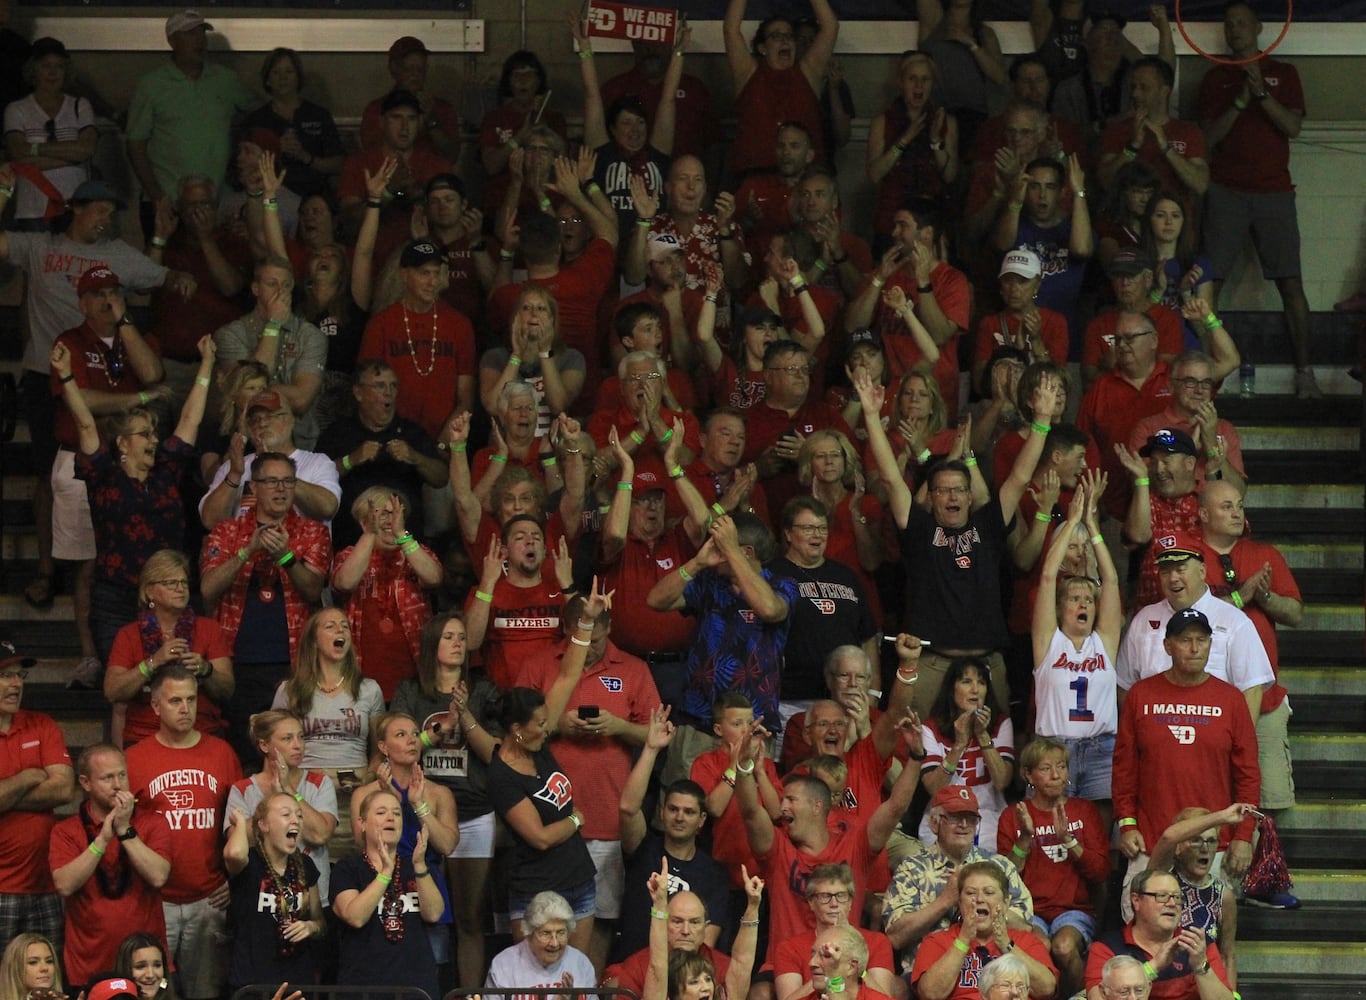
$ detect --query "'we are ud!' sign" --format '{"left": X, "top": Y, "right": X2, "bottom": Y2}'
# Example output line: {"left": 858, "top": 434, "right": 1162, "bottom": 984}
{"left": 587, "top": 2, "right": 680, "bottom": 45}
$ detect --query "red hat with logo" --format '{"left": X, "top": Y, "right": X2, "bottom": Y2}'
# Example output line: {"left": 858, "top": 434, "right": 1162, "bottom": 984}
{"left": 930, "top": 785, "right": 980, "bottom": 815}
{"left": 76, "top": 265, "right": 120, "bottom": 296}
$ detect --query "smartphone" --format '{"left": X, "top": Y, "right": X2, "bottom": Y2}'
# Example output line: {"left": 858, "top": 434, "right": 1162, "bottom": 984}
{"left": 336, "top": 769, "right": 361, "bottom": 790}
{"left": 579, "top": 705, "right": 600, "bottom": 719}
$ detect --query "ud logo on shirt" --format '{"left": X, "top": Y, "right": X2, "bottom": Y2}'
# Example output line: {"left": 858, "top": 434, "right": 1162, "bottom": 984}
{"left": 599, "top": 676, "right": 623, "bottom": 693}
{"left": 1168, "top": 725, "right": 1197, "bottom": 745}
{"left": 534, "top": 772, "right": 574, "bottom": 809}
{"left": 810, "top": 599, "right": 836, "bottom": 615}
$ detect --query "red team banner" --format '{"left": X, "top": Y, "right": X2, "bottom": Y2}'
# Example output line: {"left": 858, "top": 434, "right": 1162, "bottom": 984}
{"left": 586, "top": 1, "right": 680, "bottom": 45}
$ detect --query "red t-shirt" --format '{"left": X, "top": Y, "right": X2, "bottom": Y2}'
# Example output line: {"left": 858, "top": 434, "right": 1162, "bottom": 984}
{"left": 912, "top": 926, "right": 1057, "bottom": 1000}
{"left": 760, "top": 818, "right": 875, "bottom": 962}
{"left": 731, "top": 63, "right": 825, "bottom": 175}
{"left": 477, "top": 103, "right": 570, "bottom": 215}
{"left": 1076, "top": 362, "right": 1172, "bottom": 521}
{"left": 873, "top": 264, "right": 969, "bottom": 416}
{"left": 599, "top": 66, "right": 718, "bottom": 159}
{"left": 50, "top": 322, "right": 157, "bottom": 448}
{"left": 598, "top": 524, "right": 699, "bottom": 658}
{"left": 358, "top": 301, "right": 476, "bottom": 440}
{"left": 514, "top": 642, "right": 658, "bottom": 839}
{"left": 690, "top": 746, "right": 783, "bottom": 888}
{"left": 488, "top": 240, "right": 618, "bottom": 369}
{"left": 338, "top": 146, "right": 453, "bottom": 266}
{"left": 107, "top": 616, "right": 233, "bottom": 745}
{"left": 740, "top": 398, "right": 853, "bottom": 520}
{"left": 772, "top": 926, "right": 895, "bottom": 981}
{"left": 1197, "top": 59, "right": 1303, "bottom": 193}
{"left": 359, "top": 94, "right": 460, "bottom": 153}
{"left": 468, "top": 511, "right": 567, "bottom": 570}
{"left": 1112, "top": 672, "right": 1260, "bottom": 849}
{"left": 995, "top": 796, "right": 1109, "bottom": 919}
{"left": 972, "top": 308, "right": 1069, "bottom": 372}
{"left": 0, "top": 710, "right": 70, "bottom": 893}
{"left": 605, "top": 943, "right": 731, "bottom": 997}
{"left": 125, "top": 733, "right": 242, "bottom": 902}
{"left": 50, "top": 807, "right": 172, "bottom": 986}
{"left": 1099, "top": 116, "right": 1207, "bottom": 201}
{"left": 465, "top": 575, "right": 565, "bottom": 689}
{"left": 1083, "top": 306, "right": 1185, "bottom": 373}
{"left": 682, "top": 459, "right": 771, "bottom": 528}
{"left": 734, "top": 172, "right": 798, "bottom": 259}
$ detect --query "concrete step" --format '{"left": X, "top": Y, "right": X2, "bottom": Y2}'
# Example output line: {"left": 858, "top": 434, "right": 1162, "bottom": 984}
{"left": 1294, "top": 603, "right": 1366, "bottom": 632}
{"left": 1245, "top": 508, "right": 1361, "bottom": 537}
{"left": 1239, "top": 902, "right": 1366, "bottom": 943}
{"left": 1237, "top": 941, "right": 1366, "bottom": 978}
{"left": 1290, "top": 732, "right": 1366, "bottom": 765}
{"left": 1282, "top": 666, "right": 1366, "bottom": 697}
{"left": 1293, "top": 693, "right": 1366, "bottom": 732}
{"left": 1274, "top": 541, "right": 1363, "bottom": 571}
{"left": 1240, "top": 425, "right": 1361, "bottom": 452}
{"left": 1236, "top": 975, "right": 1366, "bottom": 1000}
{"left": 1289, "top": 869, "right": 1366, "bottom": 903}
{"left": 1217, "top": 389, "right": 1363, "bottom": 424}
{"left": 1244, "top": 483, "right": 1362, "bottom": 509}
{"left": 1276, "top": 799, "right": 1366, "bottom": 833}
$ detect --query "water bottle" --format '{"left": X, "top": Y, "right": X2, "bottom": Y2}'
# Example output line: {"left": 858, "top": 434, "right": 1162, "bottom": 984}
{"left": 1239, "top": 361, "right": 1256, "bottom": 397}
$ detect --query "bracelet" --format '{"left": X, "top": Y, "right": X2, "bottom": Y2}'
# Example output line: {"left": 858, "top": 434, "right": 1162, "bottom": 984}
{"left": 916, "top": 447, "right": 932, "bottom": 464}
{"left": 1233, "top": 97, "right": 1248, "bottom": 111}
{"left": 1008, "top": 201, "right": 1024, "bottom": 213}
{"left": 342, "top": 455, "right": 353, "bottom": 471}
{"left": 508, "top": 355, "right": 522, "bottom": 367}
{"left": 1091, "top": 533, "right": 1104, "bottom": 545}
{"left": 236, "top": 547, "right": 250, "bottom": 562}
{"left": 678, "top": 565, "right": 692, "bottom": 582}
{"left": 1010, "top": 844, "right": 1028, "bottom": 858}
{"left": 400, "top": 539, "right": 420, "bottom": 555}
{"left": 896, "top": 669, "right": 918, "bottom": 685}
{"left": 586, "top": 182, "right": 602, "bottom": 194}
{"left": 570, "top": 813, "right": 583, "bottom": 829}
{"left": 736, "top": 760, "right": 755, "bottom": 775}
{"left": 151, "top": 236, "right": 168, "bottom": 248}
{"left": 263, "top": 200, "right": 279, "bottom": 212}
{"left": 635, "top": 218, "right": 653, "bottom": 227}
{"left": 578, "top": 47, "right": 593, "bottom": 60}
{"left": 570, "top": 636, "right": 590, "bottom": 646}
{"left": 953, "top": 938, "right": 969, "bottom": 954}
{"left": 1142, "top": 962, "right": 1158, "bottom": 983}
{"left": 0, "top": 185, "right": 13, "bottom": 199}
{"left": 420, "top": 730, "right": 434, "bottom": 748}
{"left": 375, "top": 872, "right": 393, "bottom": 886}
{"left": 294, "top": 791, "right": 304, "bottom": 802}
{"left": 474, "top": 590, "right": 493, "bottom": 603}
{"left": 450, "top": 443, "right": 467, "bottom": 453}
{"left": 248, "top": 189, "right": 265, "bottom": 199}
{"left": 890, "top": 142, "right": 905, "bottom": 157}
{"left": 500, "top": 249, "right": 515, "bottom": 261}
{"left": 138, "top": 391, "right": 150, "bottom": 406}
{"left": 226, "top": 478, "right": 241, "bottom": 489}
{"left": 1149, "top": 289, "right": 1164, "bottom": 304}
{"left": 490, "top": 454, "right": 508, "bottom": 464}
{"left": 964, "top": 456, "right": 978, "bottom": 468}
{"left": 1030, "top": 420, "right": 1050, "bottom": 435}
{"left": 413, "top": 801, "right": 432, "bottom": 818}
{"left": 617, "top": 481, "right": 633, "bottom": 491}
{"left": 1204, "top": 313, "right": 1223, "bottom": 330}
{"left": 88, "top": 842, "right": 106, "bottom": 858}
{"left": 506, "top": 138, "right": 519, "bottom": 150}
{"left": 813, "top": 259, "right": 828, "bottom": 273}
{"left": 366, "top": 197, "right": 383, "bottom": 208}
{"left": 710, "top": 502, "right": 727, "bottom": 517}
{"left": 196, "top": 375, "right": 211, "bottom": 388}
{"left": 1123, "top": 148, "right": 1138, "bottom": 161}
{"left": 703, "top": 293, "right": 718, "bottom": 303}
{"left": 1118, "top": 817, "right": 1138, "bottom": 828}
{"left": 941, "top": 763, "right": 955, "bottom": 776}
{"left": 60, "top": 373, "right": 75, "bottom": 384}
{"left": 629, "top": 429, "right": 646, "bottom": 445}
{"left": 1062, "top": 837, "right": 1079, "bottom": 850}
{"left": 261, "top": 327, "right": 280, "bottom": 339}
{"left": 577, "top": 619, "right": 596, "bottom": 631}
{"left": 415, "top": 868, "right": 435, "bottom": 879}
{"left": 1231, "top": 591, "right": 1244, "bottom": 609}
{"left": 669, "top": 465, "right": 685, "bottom": 480}
{"left": 1076, "top": 190, "right": 1086, "bottom": 199}
{"left": 871, "top": 276, "right": 885, "bottom": 289}
{"left": 740, "top": 918, "right": 760, "bottom": 927}
{"left": 651, "top": 907, "right": 668, "bottom": 919}
{"left": 1134, "top": 477, "right": 1150, "bottom": 487}
{"left": 981, "top": 739, "right": 994, "bottom": 749}
{"left": 276, "top": 550, "right": 297, "bottom": 568}
{"left": 541, "top": 455, "right": 558, "bottom": 467}
{"left": 1035, "top": 511, "right": 1052, "bottom": 523}
{"left": 723, "top": 767, "right": 737, "bottom": 786}
{"left": 138, "top": 659, "right": 153, "bottom": 679}
{"left": 539, "top": 349, "right": 552, "bottom": 359}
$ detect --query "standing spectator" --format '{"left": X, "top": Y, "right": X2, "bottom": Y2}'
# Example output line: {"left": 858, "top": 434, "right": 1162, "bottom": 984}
{"left": 1198, "top": 2, "right": 1318, "bottom": 397}
{"left": 319, "top": 360, "right": 449, "bottom": 551}
{"left": 970, "top": 251, "right": 1070, "bottom": 393}
{"left": 359, "top": 240, "right": 477, "bottom": 442}
{"left": 242, "top": 48, "right": 345, "bottom": 198}
{"left": 3, "top": 37, "right": 95, "bottom": 223}
{"left": 479, "top": 50, "right": 568, "bottom": 218}
{"left": 733, "top": 124, "right": 816, "bottom": 258}
{"left": 1112, "top": 610, "right": 1260, "bottom": 887}
{"left": 50, "top": 745, "right": 172, "bottom": 987}
{"left": 1052, "top": 12, "right": 1168, "bottom": 138}
{"left": 126, "top": 10, "right": 255, "bottom": 212}
{"left": 600, "top": 35, "right": 717, "bottom": 161}
{"left": 793, "top": 167, "right": 873, "bottom": 301}
{"left": 331, "top": 488, "right": 443, "bottom": 699}
{"left": 0, "top": 641, "right": 76, "bottom": 948}
{"left": 1130, "top": 352, "right": 1246, "bottom": 492}
{"left": 1118, "top": 430, "right": 1205, "bottom": 609}
{"left": 419, "top": 173, "right": 494, "bottom": 327}
{"left": 480, "top": 284, "right": 589, "bottom": 429}
{"left": 126, "top": 665, "right": 242, "bottom": 1000}
{"left": 1097, "top": 58, "right": 1208, "bottom": 203}
{"left": 1140, "top": 193, "right": 1217, "bottom": 352}
{"left": 974, "top": 53, "right": 1088, "bottom": 165}
{"left": 1094, "top": 162, "right": 1159, "bottom": 267}
{"left": 200, "top": 453, "right": 331, "bottom": 763}
{"left": 914, "top": 0, "right": 1007, "bottom": 152}
{"left": 214, "top": 257, "right": 328, "bottom": 450}
{"left": 722, "top": 0, "right": 836, "bottom": 177}
{"left": 681, "top": 408, "right": 768, "bottom": 524}
{"left": 103, "top": 550, "right": 234, "bottom": 747}
{"left": 359, "top": 36, "right": 459, "bottom": 160}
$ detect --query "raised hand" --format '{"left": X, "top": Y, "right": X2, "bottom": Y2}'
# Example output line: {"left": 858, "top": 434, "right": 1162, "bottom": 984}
{"left": 1113, "top": 442, "right": 1149, "bottom": 480}
{"left": 628, "top": 173, "right": 658, "bottom": 221}
{"left": 364, "top": 156, "right": 399, "bottom": 203}
{"left": 645, "top": 704, "right": 675, "bottom": 750}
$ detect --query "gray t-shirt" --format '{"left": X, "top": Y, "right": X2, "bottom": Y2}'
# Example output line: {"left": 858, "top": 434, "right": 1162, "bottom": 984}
{"left": 5, "top": 231, "right": 167, "bottom": 372}
{"left": 215, "top": 312, "right": 328, "bottom": 449}
{"left": 271, "top": 677, "right": 385, "bottom": 770}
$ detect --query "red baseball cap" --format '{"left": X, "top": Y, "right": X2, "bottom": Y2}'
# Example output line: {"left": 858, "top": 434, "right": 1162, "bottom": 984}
{"left": 76, "top": 265, "right": 120, "bottom": 297}
{"left": 930, "top": 785, "right": 981, "bottom": 815}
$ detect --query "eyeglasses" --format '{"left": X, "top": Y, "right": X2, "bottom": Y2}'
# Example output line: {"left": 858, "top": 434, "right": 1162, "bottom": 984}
{"left": 931, "top": 486, "right": 969, "bottom": 497}
{"left": 624, "top": 372, "right": 664, "bottom": 383}
{"left": 1138, "top": 891, "right": 1182, "bottom": 904}
{"left": 1173, "top": 377, "right": 1215, "bottom": 391}
{"left": 532, "top": 927, "right": 569, "bottom": 943}
{"left": 1106, "top": 988, "right": 1148, "bottom": 999}
{"left": 558, "top": 216, "right": 584, "bottom": 226}
{"left": 768, "top": 364, "right": 812, "bottom": 376}
{"left": 943, "top": 813, "right": 981, "bottom": 826}
{"left": 253, "top": 476, "right": 298, "bottom": 488}
{"left": 790, "top": 523, "right": 830, "bottom": 535}
{"left": 807, "top": 891, "right": 852, "bottom": 904}
{"left": 1114, "top": 331, "right": 1154, "bottom": 346}
{"left": 988, "top": 982, "right": 1029, "bottom": 996}
{"left": 126, "top": 428, "right": 157, "bottom": 439}
{"left": 0, "top": 669, "right": 28, "bottom": 682}
{"left": 1184, "top": 836, "right": 1219, "bottom": 848}
{"left": 149, "top": 579, "right": 190, "bottom": 590}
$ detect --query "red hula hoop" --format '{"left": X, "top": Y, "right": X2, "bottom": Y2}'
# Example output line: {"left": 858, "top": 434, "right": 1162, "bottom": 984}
{"left": 1174, "top": 0, "right": 1294, "bottom": 65}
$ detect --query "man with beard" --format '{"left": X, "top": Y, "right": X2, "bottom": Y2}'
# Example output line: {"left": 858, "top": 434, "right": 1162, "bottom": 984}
{"left": 200, "top": 453, "right": 330, "bottom": 760}
{"left": 126, "top": 665, "right": 241, "bottom": 1000}
{"left": 734, "top": 122, "right": 816, "bottom": 258}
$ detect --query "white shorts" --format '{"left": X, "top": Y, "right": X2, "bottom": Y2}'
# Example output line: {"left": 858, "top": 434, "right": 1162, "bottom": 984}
{"left": 51, "top": 449, "right": 95, "bottom": 561}
{"left": 451, "top": 810, "right": 496, "bottom": 859}
{"left": 587, "top": 838, "right": 625, "bottom": 919}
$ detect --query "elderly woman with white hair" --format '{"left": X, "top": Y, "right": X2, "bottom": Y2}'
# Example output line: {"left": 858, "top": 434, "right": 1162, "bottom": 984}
{"left": 977, "top": 952, "right": 1032, "bottom": 1000}
{"left": 471, "top": 380, "right": 565, "bottom": 511}
{"left": 486, "top": 891, "right": 597, "bottom": 996}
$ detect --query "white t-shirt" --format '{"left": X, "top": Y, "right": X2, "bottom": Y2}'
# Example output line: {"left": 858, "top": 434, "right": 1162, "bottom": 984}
{"left": 1116, "top": 589, "right": 1275, "bottom": 694}
{"left": 2, "top": 93, "right": 94, "bottom": 219}
{"left": 918, "top": 717, "right": 1015, "bottom": 851}
{"left": 199, "top": 448, "right": 342, "bottom": 531}
{"left": 486, "top": 939, "right": 596, "bottom": 1000}
{"left": 1034, "top": 627, "right": 1119, "bottom": 739}
{"left": 271, "top": 677, "right": 386, "bottom": 771}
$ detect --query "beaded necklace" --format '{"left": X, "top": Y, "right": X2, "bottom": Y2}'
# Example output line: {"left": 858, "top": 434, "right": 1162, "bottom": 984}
{"left": 400, "top": 303, "right": 439, "bottom": 377}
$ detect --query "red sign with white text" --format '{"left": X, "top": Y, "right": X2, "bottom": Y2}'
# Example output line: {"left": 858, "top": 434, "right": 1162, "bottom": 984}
{"left": 586, "top": 2, "right": 679, "bottom": 45}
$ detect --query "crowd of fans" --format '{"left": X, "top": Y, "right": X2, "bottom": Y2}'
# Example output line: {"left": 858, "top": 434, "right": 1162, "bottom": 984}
{"left": 0, "top": 2, "right": 1317, "bottom": 1000}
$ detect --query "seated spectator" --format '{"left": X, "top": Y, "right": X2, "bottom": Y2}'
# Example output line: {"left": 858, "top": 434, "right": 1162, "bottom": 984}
{"left": 914, "top": 0, "right": 1006, "bottom": 151}
{"left": 734, "top": 122, "right": 817, "bottom": 257}
{"left": 604, "top": 889, "right": 729, "bottom": 995}
{"left": 222, "top": 793, "right": 325, "bottom": 992}
{"left": 487, "top": 891, "right": 597, "bottom": 996}
{"left": 973, "top": 53, "right": 1088, "bottom": 167}
{"left": 104, "top": 549, "right": 234, "bottom": 748}
{"left": 3, "top": 37, "right": 95, "bottom": 224}
{"left": 917, "top": 658, "right": 1014, "bottom": 848}
{"left": 1097, "top": 58, "right": 1208, "bottom": 204}
{"left": 867, "top": 52, "right": 957, "bottom": 248}
{"left": 50, "top": 745, "right": 172, "bottom": 987}
{"left": 971, "top": 250, "right": 1070, "bottom": 394}
{"left": 590, "top": 354, "right": 701, "bottom": 472}
{"left": 598, "top": 302, "right": 698, "bottom": 412}
{"left": 214, "top": 256, "right": 328, "bottom": 450}
{"left": 473, "top": 383, "right": 563, "bottom": 504}
{"left": 780, "top": 646, "right": 885, "bottom": 773}
{"left": 200, "top": 452, "right": 331, "bottom": 762}
{"left": 0, "top": 641, "right": 76, "bottom": 948}
{"left": 991, "top": 363, "right": 1090, "bottom": 492}
{"left": 1141, "top": 192, "right": 1217, "bottom": 350}
{"left": 722, "top": 0, "right": 835, "bottom": 176}
{"left": 610, "top": 234, "right": 704, "bottom": 378}
{"left": 481, "top": 284, "right": 589, "bottom": 430}
{"left": 1094, "top": 161, "right": 1159, "bottom": 268}
{"left": 910, "top": 862, "right": 1057, "bottom": 1000}
{"left": 1051, "top": 12, "right": 1153, "bottom": 138}
{"left": 1117, "top": 431, "right": 1205, "bottom": 609}
{"left": 1129, "top": 351, "right": 1246, "bottom": 492}
{"left": 406, "top": 174, "right": 493, "bottom": 327}
{"left": 681, "top": 408, "right": 768, "bottom": 527}
{"left": 390, "top": 612, "right": 502, "bottom": 989}
{"left": 753, "top": 231, "right": 834, "bottom": 389}
{"left": 243, "top": 48, "right": 345, "bottom": 197}
{"left": 359, "top": 36, "right": 459, "bottom": 160}
{"left": 359, "top": 239, "right": 477, "bottom": 442}
{"left": 968, "top": 347, "right": 1028, "bottom": 489}
{"left": 271, "top": 608, "right": 385, "bottom": 780}
{"left": 1082, "top": 250, "right": 1184, "bottom": 387}
{"left": 997, "top": 739, "right": 1110, "bottom": 998}
{"left": 330, "top": 788, "right": 443, "bottom": 998}
{"left": 1084, "top": 870, "right": 1235, "bottom": 1000}
{"left": 332, "top": 488, "right": 442, "bottom": 699}
{"left": 803, "top": 925, "right": 897, "bottom": 1000}
{"left": 113, "top": 933, "right": 174, "bottom": 1000}
{"left": 479, "top": 49, "right": 568, "bottom": 216}
{"left": 600, "top": 34, "right": 716, "bottom": 161}
{"left": 884, "top": 786, "right": 1034, "bottom": 957}
{"left": 486, "top": 583, "right": 611, "bottom": 956}
{"left": 225, "top": 710, "right": 339, "bottom": 906}
{"left": 800, "top": 427, "right": 885, "bottom": 587}
{"left": 963, "top": 102, "right": 1063, "bottom": 257}
{"left": 830, "top": 331, "right": 892, "bottom": 444}
{"left": 221, "top": 133, "right": 301, "bottom": 244}
{"left": 793, "top": 167, "right": 872, "bottom": 301}
{"left": 698, "top": 299, "right": 777, "bottom": 411}
{"left": 773, "top": 863, "right": 903, "bottom": 1000}
{"left": 199, "top": 390, "right": 342, "bottom": 530}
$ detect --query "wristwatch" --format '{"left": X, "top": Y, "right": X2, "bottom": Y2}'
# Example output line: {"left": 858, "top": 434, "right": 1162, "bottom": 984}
{"left": 117, "top": 827, "right": 139, "bottom": 842}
